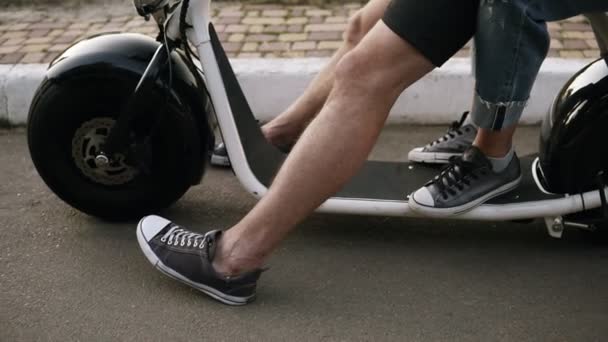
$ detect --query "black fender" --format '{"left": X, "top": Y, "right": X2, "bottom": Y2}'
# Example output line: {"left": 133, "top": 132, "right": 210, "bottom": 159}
{"left": 41, "top": 32, "right": 214, "bottom": 184}
{"left": 539, "top": 58, "right": 608, "bottom": 194}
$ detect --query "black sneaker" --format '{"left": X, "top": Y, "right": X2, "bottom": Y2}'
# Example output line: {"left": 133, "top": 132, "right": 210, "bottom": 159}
{"left": 408, "top": 112, "right": 477, "bottom": 164}
{"left": 211, "top": 141, "right": 294, "bottom": 167}
{"left": 211, "top": 142, "right": 231, "bottom": 167}
{"left": 136, "top": 215, "right": 263, "bottom": 305}
{"left": 408, "top": 146, "right": 521, "bottom": 217}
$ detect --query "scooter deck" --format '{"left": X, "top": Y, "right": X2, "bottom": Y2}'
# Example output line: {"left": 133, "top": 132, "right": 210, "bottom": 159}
{"left": 210, "top": 24, "right": 563, "bottom": 206}
{"left": 252, "top": 152, "right": 558, "bottom": 204}
{"left": 339, "top": 156, "right": 561, "bottom": 204}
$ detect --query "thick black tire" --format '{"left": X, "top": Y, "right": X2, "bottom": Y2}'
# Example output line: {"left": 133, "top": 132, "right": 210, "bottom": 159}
{"left": 28, "top": 75, "right": 198, "bottom": 221}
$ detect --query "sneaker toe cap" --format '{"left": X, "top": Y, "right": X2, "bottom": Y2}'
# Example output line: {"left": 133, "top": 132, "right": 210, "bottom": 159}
{"left": 408, "top": 147, "right": 424, "bottom": 157}
{"left": 138, "top": 215, "right": 172, "bottom": 241}
{"left": 412, "top": 187, "right": 435, "bottom": 207}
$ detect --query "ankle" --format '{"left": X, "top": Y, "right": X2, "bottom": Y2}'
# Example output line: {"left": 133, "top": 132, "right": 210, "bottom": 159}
{"left": 212, "top": 233, "right": 263, "bottom": 276}
{"left": 473, "top": 126, "right": 516, "bottom": 158}
{"left": 475, "top": 143, "right": 512, "bottom": 158}
{"left": 485, "top": 145, "right": 515, "bottom": 172}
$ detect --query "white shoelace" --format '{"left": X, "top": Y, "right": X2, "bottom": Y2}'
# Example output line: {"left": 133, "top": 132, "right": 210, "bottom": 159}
{"left": 160, "top": 226, "right": 209, "bottom": 249}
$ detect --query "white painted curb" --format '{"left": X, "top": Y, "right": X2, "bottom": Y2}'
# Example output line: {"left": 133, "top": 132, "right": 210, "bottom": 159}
{"left": 0, "top": 57, "right": 592, "bottom": 126}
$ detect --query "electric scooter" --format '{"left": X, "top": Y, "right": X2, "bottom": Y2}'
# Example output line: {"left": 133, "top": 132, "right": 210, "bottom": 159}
{"left": 27, "top": 0, "right": 608, "bottom": 239}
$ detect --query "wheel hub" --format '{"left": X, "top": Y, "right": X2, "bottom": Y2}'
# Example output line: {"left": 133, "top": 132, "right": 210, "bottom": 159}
{"left": 71, "top": 117, "right": 138, "bottom": 186}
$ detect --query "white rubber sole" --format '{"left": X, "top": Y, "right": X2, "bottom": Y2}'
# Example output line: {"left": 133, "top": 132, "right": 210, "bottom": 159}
{"left": 136, "top": 221, "right": 254, "bottom": 306}
{"left": 408, "top": 176, "right": 523, "bottom": 218}
{"left": 210, "top": 154, "right": 231, "bottom": 167}
{"left": 407, "top": 148, "right": 460, "bottom": 164}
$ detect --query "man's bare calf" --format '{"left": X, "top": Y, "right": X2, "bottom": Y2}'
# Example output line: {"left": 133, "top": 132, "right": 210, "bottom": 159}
{"left": 213, "top": 22, "right": 434, "bottom": 275}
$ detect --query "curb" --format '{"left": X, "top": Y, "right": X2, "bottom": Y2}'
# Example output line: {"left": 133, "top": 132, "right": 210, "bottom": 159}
{"left": 0, "top": 57, "right": 592, "bottom": 126}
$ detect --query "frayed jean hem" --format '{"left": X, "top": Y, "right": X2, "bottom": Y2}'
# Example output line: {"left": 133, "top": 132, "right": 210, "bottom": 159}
{"left": 471, "top": 93, "right": 527, "bottom": 130}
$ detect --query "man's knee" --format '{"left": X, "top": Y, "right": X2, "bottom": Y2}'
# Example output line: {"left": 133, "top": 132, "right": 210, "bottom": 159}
{"left": 336, "top": 21, "right": 434, "bottom": 98}
{"left": 334, "top": 50, "right": 379, "bottom": 92}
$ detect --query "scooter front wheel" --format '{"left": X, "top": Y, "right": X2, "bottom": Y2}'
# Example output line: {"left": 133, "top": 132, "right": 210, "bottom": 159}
{"left": 28, "top": 75, "right": 197, "bottom": 221}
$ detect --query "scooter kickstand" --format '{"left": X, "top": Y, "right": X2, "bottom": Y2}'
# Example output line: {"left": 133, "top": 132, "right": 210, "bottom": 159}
{"left": 544, "top": 216, "right": 565, "bottom": 239}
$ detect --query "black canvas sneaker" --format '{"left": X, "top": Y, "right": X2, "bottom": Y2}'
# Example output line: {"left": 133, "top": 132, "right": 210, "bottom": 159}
{"left": 136, "top": 215, "right": 262, "bottom": 305}
{"left": 408, "top": 112, "right": 477, "bottom": 164}
{"left": 211, "top": 141, "right": 294, "bottom": 167}
{"left": 210, "top": 142, "right": 231, "bottom": 167}
{"left": 408, "top": 147, "right": 522, "bottom": 217}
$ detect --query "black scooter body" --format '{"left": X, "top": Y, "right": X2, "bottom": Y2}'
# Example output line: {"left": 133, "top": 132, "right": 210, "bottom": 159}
{"left": 43, "top": 32, "right": 215, "bottom": 185}
{"left": 539, "top": 57, "right": 608, "bottom": 195}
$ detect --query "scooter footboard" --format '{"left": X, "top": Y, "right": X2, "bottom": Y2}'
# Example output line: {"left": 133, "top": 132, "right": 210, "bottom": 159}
{"left": 319, "top": 155, "right": 608, "bottom": 220}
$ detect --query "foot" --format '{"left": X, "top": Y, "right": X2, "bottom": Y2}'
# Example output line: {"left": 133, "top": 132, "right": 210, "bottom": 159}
{"left": 210, "top": 142, "right": 231, "bottom": 167}
{"left": 211, "top": 141, "right": 295, "bottom": 167}
{"left": 409, "top": 146, "right": 521, "bottom": 217}
{"left": 408, "top": 112, "right": 477, "bottom": 164}
{"left": 136, "top": 215, "right": 263, "bottom": 305}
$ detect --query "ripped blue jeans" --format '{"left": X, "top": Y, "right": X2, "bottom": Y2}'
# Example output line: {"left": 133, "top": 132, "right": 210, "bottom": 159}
{"left": 471, "top": 0, "right": 608, "bottom": 130}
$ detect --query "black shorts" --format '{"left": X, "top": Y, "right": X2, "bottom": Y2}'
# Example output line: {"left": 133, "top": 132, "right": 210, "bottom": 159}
{"left": 383, "top": 0, "right": 479, "bottom": 67}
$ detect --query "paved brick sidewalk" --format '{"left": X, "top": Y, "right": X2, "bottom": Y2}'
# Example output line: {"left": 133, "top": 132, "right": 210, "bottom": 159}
{"left": 0, "top": 2, "right": 602, "bottom": 64}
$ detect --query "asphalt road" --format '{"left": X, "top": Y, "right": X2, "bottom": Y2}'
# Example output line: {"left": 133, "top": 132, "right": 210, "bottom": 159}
{"left": 2, "top": 126, "right": 608, "bottom": 341}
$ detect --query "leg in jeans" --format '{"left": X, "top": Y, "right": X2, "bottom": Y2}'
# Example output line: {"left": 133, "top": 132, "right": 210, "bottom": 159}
{"left": 409, "top": 0, "right": 608, "bottom": 217}
{"left": 262, "top": 0, "right": 391, "bottom": 147}
{"left": 471, "top": 0, "right": 550, "bottom": 157}
{"left": 409, "top": 0, "right": 549, "bottom": 216}
{"left": 472, "top": 0, "right": 608, "bottom": 156}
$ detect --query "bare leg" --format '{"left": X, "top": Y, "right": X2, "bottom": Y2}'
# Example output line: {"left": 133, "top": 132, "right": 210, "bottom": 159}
{"left": 214, "top": 22, "right": 435, "bottom": 275}
{"left": 261, "top": 0, "right": 391, "bottom": 147}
